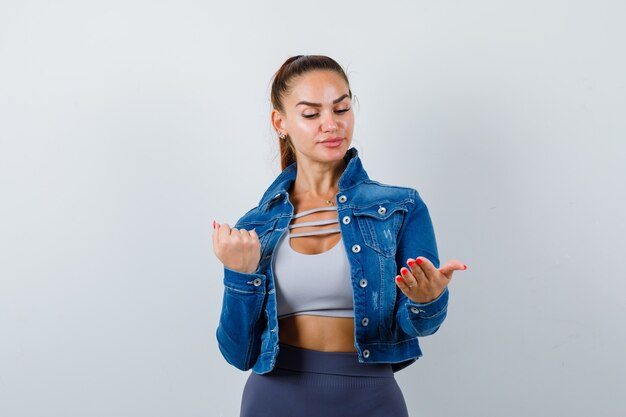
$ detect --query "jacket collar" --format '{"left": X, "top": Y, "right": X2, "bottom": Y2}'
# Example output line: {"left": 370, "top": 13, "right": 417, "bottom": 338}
{"left": 258, "top": 147, "right": 369, "bottom": 207}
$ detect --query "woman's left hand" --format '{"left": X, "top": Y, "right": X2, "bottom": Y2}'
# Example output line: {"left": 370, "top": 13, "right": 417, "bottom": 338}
{"left": 395, "top": 257, "right": 467, "bottom": 304}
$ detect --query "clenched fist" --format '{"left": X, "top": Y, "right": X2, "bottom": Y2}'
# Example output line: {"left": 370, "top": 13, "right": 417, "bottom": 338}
{"left": 212, "top": 221, "right": 261, "bottom": 274}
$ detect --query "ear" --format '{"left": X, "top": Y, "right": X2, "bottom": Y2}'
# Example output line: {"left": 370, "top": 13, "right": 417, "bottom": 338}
{"left": 271, "top": 109, "right": 286, "bottom": 133}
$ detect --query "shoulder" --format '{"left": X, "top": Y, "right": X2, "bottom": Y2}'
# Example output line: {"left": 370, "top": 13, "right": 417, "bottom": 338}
{"left": 233, "top": 192, "right": 290, "bottom": 229}
{"left": 234, "top": 205, "right": 263, "bottom": 227}
{"left": 347, "top": 179, "right": 427, "bottom": 209}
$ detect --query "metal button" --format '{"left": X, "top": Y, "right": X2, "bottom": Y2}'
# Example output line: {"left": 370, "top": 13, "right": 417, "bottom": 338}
{"left": 363, "top": 349, "right": 370, "bottom": 358}
{"left": 378, "top": 206, "right": 387, "bottom": 215}
{"left": 361, "top": 317, "right": 369, "bottom": 326}
{"left": 338, "top": 195, "right": 347, "bottom": 203}
{"left": 253, "top": 278, "right": 262, "bottom": 287}
{"left": 274, "top": 193, "right": 281, "bottom": 199}
{"left": 410, "top": 307, "right": 420, "bottom": 314}
{"left": 342, "top": 216, "right": 351, "bottom": 225}
{"left": 351, "top": 244, "right": 361, "bottom": 253}
{"left": 359, "top": 278, "right": 368, "bottom": 288}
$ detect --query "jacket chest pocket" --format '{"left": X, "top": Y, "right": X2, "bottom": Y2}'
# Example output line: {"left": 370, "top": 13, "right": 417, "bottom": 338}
{"left": 353, "top": 202, "right": 407, "bottom": 257}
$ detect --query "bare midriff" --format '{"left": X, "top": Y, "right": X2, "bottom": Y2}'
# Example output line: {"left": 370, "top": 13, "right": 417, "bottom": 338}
{"left": 278, "top": 315, "right": 357, "bottom": 352}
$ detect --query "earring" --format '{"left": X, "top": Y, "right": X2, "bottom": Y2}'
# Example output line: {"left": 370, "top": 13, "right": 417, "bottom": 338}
{"left": 277, "top": 131, "right": 286, "bottom": 139}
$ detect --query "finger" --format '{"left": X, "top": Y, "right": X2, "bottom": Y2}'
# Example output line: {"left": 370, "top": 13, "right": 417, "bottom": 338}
{"left": 395, "top": 274, "right": 413, "bottom": 295}
{"left": 414, "top": 256, "right": 440, "bottom": 281}
{"left": 439, "top": 260, "right": 468, "bottom": 280}
{"left": 238, "top": 228, "right": 260, "bottom": 249}
{"left": 212, "top": 220, "right": 220, "bottom": 248}
{"left": 218, "top": 223, "right": 232, "bottom": 242}
{"left": 409, "top": 256, "right": 437, "bottom": 281}
{"left": 399, "top": 267, "right": 418, "bottom": 289}
{"left": 407, "top": 258, "right": 427, "bottom": 283}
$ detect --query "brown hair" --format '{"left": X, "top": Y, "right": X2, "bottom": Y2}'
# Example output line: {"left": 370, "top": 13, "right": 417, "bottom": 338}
{"left": 270, "top": 55, "right": 352, "bottom": 170}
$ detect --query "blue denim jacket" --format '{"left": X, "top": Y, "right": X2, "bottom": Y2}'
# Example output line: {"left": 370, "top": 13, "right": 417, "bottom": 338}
{"left": 216, "top": 148, "right": 449, "bottom": 374}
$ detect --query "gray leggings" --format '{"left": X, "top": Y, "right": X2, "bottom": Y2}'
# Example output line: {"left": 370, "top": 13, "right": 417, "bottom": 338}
{"left": 239, "top": 344, "right": 409, "bottom": 417}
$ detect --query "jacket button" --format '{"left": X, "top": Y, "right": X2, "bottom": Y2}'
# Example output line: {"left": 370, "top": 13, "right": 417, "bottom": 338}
{"left": 410, "top": 307, "right": 420, "bottom": 314}
{"left": 253, "top": 278, "right": 262, "bottom": 287}
{"left": 351, "top": 244, "right": 361, "bottom": 253}
{"left": 359, "top": 278, "right": 368, "bottom": 288}
{"left": 361, "top": 317, "right": 369, "bottom": 326}
{"left": 363, "top": 349, "right": 370, "bottom": 358}
{"left": 378, "top": 206, "right": 387, "bottom": 215}
{"left": 342, "top": 216, "right": 351, "bottom": 225}
{"left": 338, "top": 195, "right": 347, "bottom": 203}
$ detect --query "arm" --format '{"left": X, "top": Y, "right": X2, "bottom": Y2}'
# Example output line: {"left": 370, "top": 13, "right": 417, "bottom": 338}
{"left": 215, "top": 266, "right": 267, "bottom": 371}
{"left": 394, "top": 189, "right": 448, "bottom": 337}
{"left": 213, "top": 221, "right": 266, "bottom": 371}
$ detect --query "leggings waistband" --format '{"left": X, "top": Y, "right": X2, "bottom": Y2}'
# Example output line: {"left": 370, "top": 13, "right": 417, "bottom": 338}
{"left": 275, "top": 343, "right": 393, "bottom": 377}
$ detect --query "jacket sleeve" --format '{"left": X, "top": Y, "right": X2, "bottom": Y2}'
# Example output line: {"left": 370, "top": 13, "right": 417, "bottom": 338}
{"left": 215, "top": 217, "right": 268, "bottom": 371}
{"left": 394, "top": 189, "right": 449, "bottom": 337}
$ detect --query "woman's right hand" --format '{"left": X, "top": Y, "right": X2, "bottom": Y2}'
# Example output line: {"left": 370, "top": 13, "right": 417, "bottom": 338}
{"left": 212, "top": 221, "right": 261, "bottom": 274}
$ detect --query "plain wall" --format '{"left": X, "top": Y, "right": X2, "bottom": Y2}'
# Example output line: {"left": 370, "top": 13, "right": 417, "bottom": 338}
{"left": 1, "top": 1, "right": 625, "bottom": 416}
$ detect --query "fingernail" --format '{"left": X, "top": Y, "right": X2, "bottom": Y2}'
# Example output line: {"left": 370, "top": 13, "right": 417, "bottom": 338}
{"left": 213, "top": 220, "right": 217, "bottom": 229}
{"left": 400, "top": 267, "right": 409, "bottom": 275}
{"left": 407, "top": 260, "right": 415, "bottom": 267}
{"left": 463, "top": 264, "right": 468, "bottom": 270}
{"left": 395, "top": 276, "right": 403, "bottom": 283}
{"left": 416, "top": 258, "right": 423, "bottom": 265}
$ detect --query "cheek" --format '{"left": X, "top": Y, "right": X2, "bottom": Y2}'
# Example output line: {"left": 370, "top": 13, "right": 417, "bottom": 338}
{"left": 342, "top": 115, "right": 355, "bottom": 131}
{"left": 288, "top": 120, "right": 317, "bottom": 147}
{"left": 293, "top": 118, "right": 316, "bottom": 133}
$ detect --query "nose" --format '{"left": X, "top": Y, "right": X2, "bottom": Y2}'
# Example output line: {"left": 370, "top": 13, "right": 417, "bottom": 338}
{"left": 321, "top": 111, "right": 338, "bottom": 132}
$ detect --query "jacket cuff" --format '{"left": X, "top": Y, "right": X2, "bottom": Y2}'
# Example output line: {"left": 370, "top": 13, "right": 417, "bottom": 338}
{"left": 405, "top": 287, "right": 449, "bottom": 319}
{"left": 223, "top": 267, "right": 266, "bottom": 294}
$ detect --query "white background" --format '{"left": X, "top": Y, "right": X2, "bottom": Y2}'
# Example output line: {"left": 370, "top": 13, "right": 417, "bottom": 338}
{"left": 1, "top": 1, "right": 625, "bottom": 416}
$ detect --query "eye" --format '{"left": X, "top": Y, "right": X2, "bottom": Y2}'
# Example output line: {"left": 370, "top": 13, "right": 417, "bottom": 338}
{"left": 302, "top": 113, "right": 318, "bottom": 119}
{"left": 335, "top": 107, "right": 351, "bottom": 114}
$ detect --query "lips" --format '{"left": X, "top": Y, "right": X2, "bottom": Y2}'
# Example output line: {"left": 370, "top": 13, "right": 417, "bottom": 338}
{"left": 319, "top": 137, "right": 344, "bottom": 148}
{"left": 320, "top": 137, "right": 344, "bottom": 144}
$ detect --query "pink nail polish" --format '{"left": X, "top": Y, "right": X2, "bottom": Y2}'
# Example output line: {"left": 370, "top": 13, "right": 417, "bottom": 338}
{"left": 407, "top": 260, "right": 415, "bottom": 267}
{"left": 416, "top": 258, "right": 423, "bottom": 265}
{"left": 400, "top": 267, "right": 409, "bottom": 275}
{"left": 463, "top": 264, "right": 468, "bottom": 270}
{"left": 395, "top": 276, "right": 402, "bottom": 283}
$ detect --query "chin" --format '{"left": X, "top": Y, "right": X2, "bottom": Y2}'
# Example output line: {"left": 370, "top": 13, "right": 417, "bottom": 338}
{"left": 320, "top": 145, "right": 350, "bottom": 162}
{"left": 297, "top": 141, "right": 351, "bottom": 165}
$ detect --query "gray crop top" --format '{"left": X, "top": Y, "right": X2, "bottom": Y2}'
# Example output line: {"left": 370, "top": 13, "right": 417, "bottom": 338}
{"left": 273, "top": 206, "right": 354, "bottom": 319}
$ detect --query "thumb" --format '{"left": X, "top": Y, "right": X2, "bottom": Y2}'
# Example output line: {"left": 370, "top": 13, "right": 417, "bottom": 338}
{"left": 439, "top": 260, "right": 468, "bottom": 280}
{"left": 212, "top": 220, "right": 220, "bottom": 250}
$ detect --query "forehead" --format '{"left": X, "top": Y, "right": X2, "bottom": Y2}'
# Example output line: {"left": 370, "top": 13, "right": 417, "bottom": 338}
{"left": 285, "top": 70, "right": 349, "bottom": 103}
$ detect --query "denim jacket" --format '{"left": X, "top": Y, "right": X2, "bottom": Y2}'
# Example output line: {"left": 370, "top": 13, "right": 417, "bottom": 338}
{"left": 216, "top": 148, "right": 449, "bottom": 374}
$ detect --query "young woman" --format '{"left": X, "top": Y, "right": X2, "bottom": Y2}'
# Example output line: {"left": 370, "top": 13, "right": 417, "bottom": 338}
{"left": 212, "top": 55, "right": 466, "bottom": 417}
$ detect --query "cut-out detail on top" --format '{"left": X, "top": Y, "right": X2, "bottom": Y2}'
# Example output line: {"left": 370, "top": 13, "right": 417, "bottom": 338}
{"left": 289, "top": 206, "right": 340, "bottom": 239}
{"left": 289, "top": 218, "right": 338, "bottom": 229}
{"left": 292, "top": 206, "right": 337, "bottom": 219}
{"left": 289, "top": 228, "right": 341, "bottom": 238}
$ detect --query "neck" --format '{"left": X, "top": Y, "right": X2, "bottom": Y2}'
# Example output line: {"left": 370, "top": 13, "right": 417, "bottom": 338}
{"left": 292, "top": 157, "right": 347, "bottom": 201}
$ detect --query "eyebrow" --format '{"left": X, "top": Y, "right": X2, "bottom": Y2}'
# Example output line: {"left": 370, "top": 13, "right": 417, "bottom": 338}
{"left": 296, "top": 94, "right": 350, "bottom": 108}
